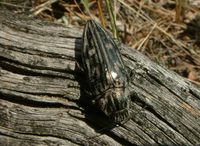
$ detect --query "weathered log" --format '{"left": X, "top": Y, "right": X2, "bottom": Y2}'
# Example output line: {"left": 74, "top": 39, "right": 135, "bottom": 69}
{"left": 0, "top": 10, "right": 200, "bottom": 146}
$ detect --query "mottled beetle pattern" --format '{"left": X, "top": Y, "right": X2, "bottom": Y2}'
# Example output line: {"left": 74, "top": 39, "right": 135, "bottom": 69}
{"left": 81, "top": 20, "right": 130, "bottom": 123}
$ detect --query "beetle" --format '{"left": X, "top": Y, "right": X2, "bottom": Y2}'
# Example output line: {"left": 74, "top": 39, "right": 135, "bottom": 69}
{"left": 81, "top": 20, "right": 130, "bottom": 123}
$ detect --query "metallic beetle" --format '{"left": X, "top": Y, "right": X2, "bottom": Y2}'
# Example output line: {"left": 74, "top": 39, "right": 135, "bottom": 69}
{"left": 81, "top": 20, "right": 130, "bottom": 123}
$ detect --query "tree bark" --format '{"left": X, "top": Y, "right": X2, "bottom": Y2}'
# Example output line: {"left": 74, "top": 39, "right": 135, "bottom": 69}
{"left": 0, "top": 10, "right": 200, "bottom": 146}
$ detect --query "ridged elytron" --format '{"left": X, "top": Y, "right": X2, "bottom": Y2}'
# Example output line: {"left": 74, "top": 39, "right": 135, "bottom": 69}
{"left": 81, "top": 20, "right": 130, "bottom": 123}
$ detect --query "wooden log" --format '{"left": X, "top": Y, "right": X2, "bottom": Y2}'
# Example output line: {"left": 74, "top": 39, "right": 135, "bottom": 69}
{"left": 0, "top": 10, "right": 200, "bottom": 146}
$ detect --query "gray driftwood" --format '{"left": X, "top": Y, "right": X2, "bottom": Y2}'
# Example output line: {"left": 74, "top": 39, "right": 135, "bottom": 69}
{"left": 0, "top": 11, "right": 200, "bottom": 146}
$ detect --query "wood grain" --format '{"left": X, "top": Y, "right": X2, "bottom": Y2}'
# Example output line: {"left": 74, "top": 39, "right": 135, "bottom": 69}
{"left": 0, "top": 10, "right": 200, "bottom": 146}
